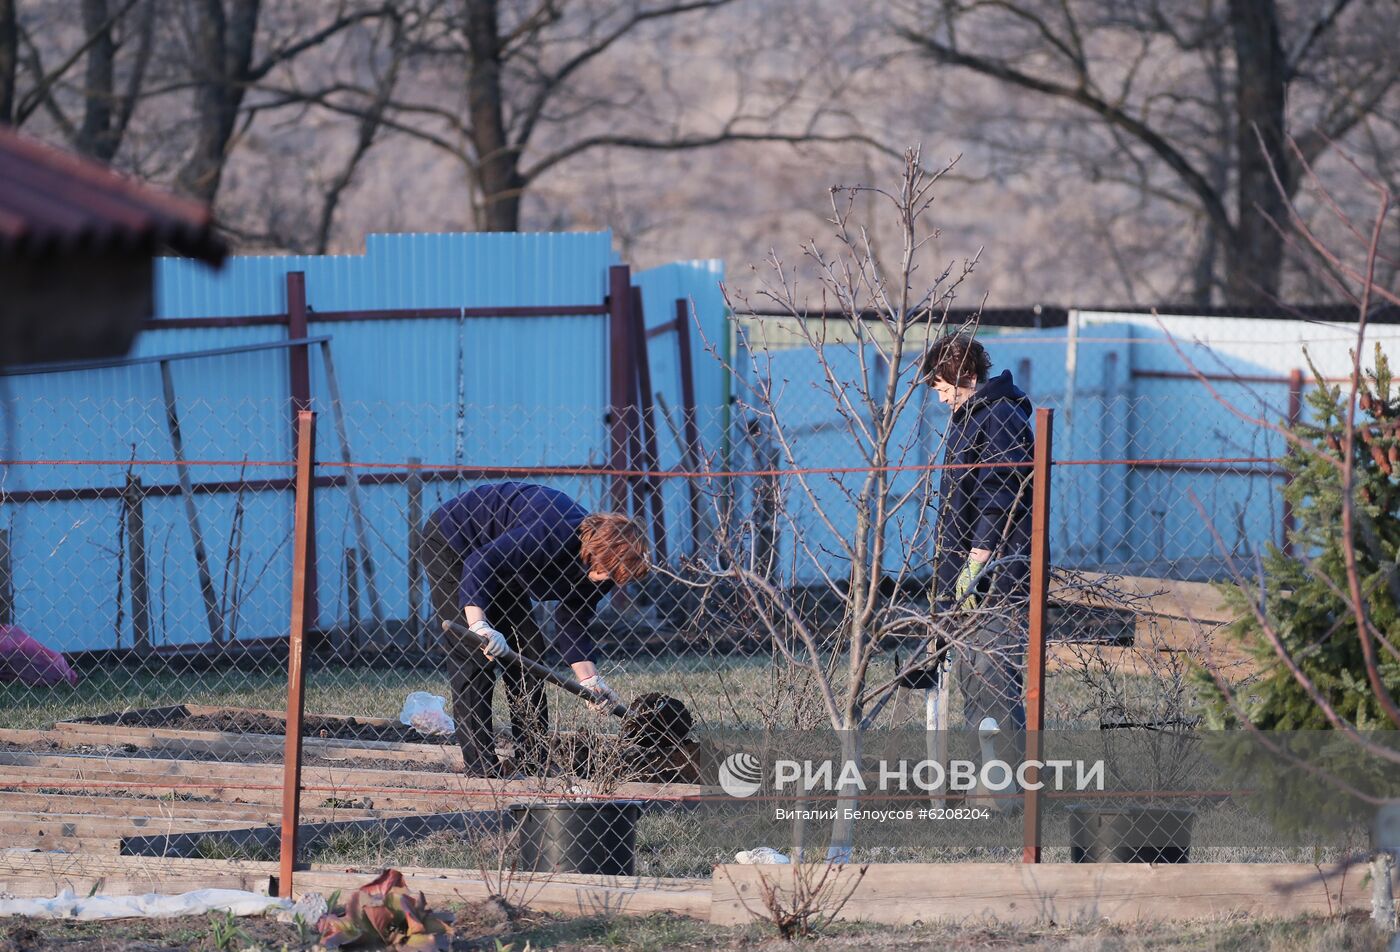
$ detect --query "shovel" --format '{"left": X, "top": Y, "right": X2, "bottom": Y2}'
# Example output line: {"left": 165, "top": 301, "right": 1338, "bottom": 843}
{"left": 440, "top": 618, "right": 692, "bottom": 746}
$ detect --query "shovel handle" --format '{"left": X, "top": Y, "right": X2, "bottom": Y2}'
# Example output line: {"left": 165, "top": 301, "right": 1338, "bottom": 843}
{"left": 441, "top": 619, "right": 630, "bottom": 719}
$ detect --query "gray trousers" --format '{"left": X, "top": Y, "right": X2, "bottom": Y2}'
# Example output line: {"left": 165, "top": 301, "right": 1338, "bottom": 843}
{"left": 957, "top": 615, "right": 1026, "bottom": 763}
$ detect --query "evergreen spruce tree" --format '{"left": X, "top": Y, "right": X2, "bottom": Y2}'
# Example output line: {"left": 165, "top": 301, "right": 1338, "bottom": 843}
{"left": 1200, "top": 344, "right": 1400, "bottom": 731}
{"left": 1196, "top": 346, "right": 1400, "bottom": 835}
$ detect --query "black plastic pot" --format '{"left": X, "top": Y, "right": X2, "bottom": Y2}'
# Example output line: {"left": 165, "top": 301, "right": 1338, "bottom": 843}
{"left": 1068, "top": 805, "right": 1195, "bottom": 863}
{"left": 510, "top": 800, "right": 642, "bottom": 876}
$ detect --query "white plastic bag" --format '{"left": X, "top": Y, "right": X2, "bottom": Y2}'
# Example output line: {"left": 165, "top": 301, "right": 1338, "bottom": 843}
{"left": 735, "top": 846, "right": 791, "bottom": 865}
{"left": 0, "top": 888, "right": 290, "bottom": 920}
{"left": 398, "top": 691, "right": 455, "bottom": 736}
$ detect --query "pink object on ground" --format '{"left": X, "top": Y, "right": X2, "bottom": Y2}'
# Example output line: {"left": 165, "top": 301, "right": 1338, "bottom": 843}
{"left": 0, "top": 625, "right": 78, "bottom": 687}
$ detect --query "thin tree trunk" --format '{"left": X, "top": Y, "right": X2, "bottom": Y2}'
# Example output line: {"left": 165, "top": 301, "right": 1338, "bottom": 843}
{"left": 76, "top": 0, "right": 116, "bottom": 158}
{"left": 1190, "top": 216, "right": 1219, "bottom": 307}
{"left": 175, "top": 0, "right": 259, "bottom": 203}
{"left": 824, "top": 725, "right": 861, "bottom": 863}
{"left": 0, "top": 0, "right": 16, "bottom": 123}
{"left": 464, "top": 0, "right": 524, "bottom": 231}
{"left": 1225, "top": 0, "right": 1290, "bottom": 305}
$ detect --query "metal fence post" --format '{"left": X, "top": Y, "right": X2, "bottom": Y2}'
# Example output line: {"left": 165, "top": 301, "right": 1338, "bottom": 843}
{"left": 123, "top": 474, "right": 151, "bottom": 651}
{"left": 280, "top": 409, "right": 316, "bottom": 898}
{"left": 286, "top": 272, "right": 318, "bottom": 626}
{"left": 406, "top": 456, "right": 424, "bottom": 650}
{"left": 1023, "top": 406, "right": 1054, "bottom": 864}
{"left": 608, "top": 265, "right": 634, "bottom": 513}
{"left": 674, "top": 298, "right": 706, "bottom": 556}
{"left": 630, "top": 286, "right": 667, "bottom": 561}
{"left": 1283, "top": 367, "right": 1304, "bottom": 555}
{"left": 0, "top": 528, "right": 13, "bottom": 627}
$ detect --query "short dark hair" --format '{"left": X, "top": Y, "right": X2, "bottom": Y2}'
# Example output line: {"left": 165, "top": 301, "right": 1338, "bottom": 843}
{"left": 921, "top": 335, "right": 991, "bottom": 387}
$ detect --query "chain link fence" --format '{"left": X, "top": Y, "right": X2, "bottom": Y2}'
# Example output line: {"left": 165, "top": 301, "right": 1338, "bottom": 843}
{"left": 0, "top": 330, "right": 1382, "bottom": 886}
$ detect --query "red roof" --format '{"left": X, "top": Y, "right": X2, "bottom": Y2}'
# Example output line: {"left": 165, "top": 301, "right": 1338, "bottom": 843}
{"left": 0, "top": 126, "right": 226, "bottom": 265}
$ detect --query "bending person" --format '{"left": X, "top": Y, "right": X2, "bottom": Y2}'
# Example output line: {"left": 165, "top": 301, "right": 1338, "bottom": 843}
{"left": 421, "top": 481, "right": 649, "bottom": 776}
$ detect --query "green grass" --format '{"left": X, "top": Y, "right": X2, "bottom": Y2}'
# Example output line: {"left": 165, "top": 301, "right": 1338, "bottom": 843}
{"left": 2, "top": 909, "right": 1386, "bottom": 951}
{"left": 1, "top": 653, "right": 1114, "bottom": 731}
{"left": 478, "top": 911, "right": 1390, "bottom": 951}
{"left": 2, "top": 656, "right": 1358, "bottom": 873}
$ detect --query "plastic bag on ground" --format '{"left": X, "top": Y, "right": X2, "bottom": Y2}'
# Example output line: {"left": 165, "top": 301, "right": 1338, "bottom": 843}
{"left": 735, "top": 847, "right": 791, "bottom": 864}
{"left": 0, "top": 888, "right": 291, "bottom": 920}
{"left": 399, "top": 691, "right": 455, "bottom": 735}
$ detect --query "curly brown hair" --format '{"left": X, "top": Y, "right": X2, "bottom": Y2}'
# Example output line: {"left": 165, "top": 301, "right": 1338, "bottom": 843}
{"left": 920, "top": 334, "right": 991, "bottom": 387}
{"left": 579, "top": 513, "right": 650, "bottom": 585}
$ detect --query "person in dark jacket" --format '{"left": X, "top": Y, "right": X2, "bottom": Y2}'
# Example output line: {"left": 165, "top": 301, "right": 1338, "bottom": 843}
{"left": 922, "top": 335, "right": 1035, "bottom": 737}
{"left": 420, "top": 482, "right": 649, "bottom": 776}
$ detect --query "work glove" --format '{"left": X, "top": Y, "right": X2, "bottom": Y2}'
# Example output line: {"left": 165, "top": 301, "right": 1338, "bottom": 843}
{"left": 579, "top": 674, "right": 621, "bottom": 714}
{"left": 469, "top": 619, "right": 510, "bottom": 658}
{"left": 954, "top": 555, "right": 988, "bottom": 608}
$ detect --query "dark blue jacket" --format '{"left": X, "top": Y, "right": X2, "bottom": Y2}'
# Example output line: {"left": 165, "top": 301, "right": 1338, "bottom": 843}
{"left": 933, "top": 370, "right": 1035, "bottom": 612}
{"left": 430, "top": 482, "right": 609, "bottom": 663}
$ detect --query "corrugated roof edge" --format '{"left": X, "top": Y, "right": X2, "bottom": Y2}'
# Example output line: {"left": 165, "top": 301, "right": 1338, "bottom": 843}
{"left": 0, "top": 126, "right": 226, "bottom": 266}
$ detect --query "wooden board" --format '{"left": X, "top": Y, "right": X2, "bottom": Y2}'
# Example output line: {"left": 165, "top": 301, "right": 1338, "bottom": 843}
{"left": 50, "top": 719, "right": 464, "bottom": 769}
{"left": 0, "top": 790, "right": 420, "bottom": 823}
{"left": 1051, "top": 573, "right": 1235, "bottom": 625}
{"left": 44, "top": 707, "right": 720, "bottom": 782}
{"left": 0, "top": 748, "right": 713, "bottom": 804}
{"left": 0, "top": 852, "right": 275, "bottom": 898}
{"left": 711, "top": 862, "right": 1375, "bottom": 926}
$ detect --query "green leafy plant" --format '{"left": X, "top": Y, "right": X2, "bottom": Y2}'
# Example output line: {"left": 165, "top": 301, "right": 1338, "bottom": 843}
{"left": 292, "top": 911, "right": 317, "bottom": 948}
{"left": 207, "top": 909, "right": 250, "bottom": 952}
{"left": 315, "top": 869, "right": 450, "bottom": 950}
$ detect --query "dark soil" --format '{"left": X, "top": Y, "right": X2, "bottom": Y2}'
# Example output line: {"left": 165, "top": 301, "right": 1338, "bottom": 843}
{"left": 172, "top": 710, "right": 431, "bottom": 745}
{"left": 0, "top": 915, "right": 301, "bottom": 952}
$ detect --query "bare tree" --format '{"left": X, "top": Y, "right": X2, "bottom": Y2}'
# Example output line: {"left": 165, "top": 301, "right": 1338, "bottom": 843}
{"left": 170, "top": 1, "right": 391, "bottom": 202}
{"left": 894, "top": 0, "right": 1400, "bottom": 306}
{"left": 6, "top": 0, "right": 151, "bottom": 156}
{"left": 259, "top": 0, "right": 890, "bottom": 232}
{"left": 673, "top": 148, "right": 1031, "bottom": 861}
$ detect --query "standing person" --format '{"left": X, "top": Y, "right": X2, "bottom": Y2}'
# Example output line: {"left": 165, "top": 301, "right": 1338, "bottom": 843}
{"left": 921, "top": 335, "right": 1035, "bottom": 742}
{"left": 420, "top": 482, "right": 649, "bottom": 776}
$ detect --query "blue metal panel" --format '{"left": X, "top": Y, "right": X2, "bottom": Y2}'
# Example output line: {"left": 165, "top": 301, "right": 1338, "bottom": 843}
{"left": 632, "top": 260, "right": 726, "bottom": 557}
{"left": 3, "top": 231, "right": 642, "bottom": 651}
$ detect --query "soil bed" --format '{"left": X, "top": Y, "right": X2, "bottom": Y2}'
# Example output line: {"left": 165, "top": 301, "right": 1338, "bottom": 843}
{"left": 161, "top": 709, "right": 428, "bottom": 744}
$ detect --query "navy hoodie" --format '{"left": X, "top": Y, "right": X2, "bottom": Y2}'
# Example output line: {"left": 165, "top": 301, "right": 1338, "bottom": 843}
{"left": 932, "top": 370, "right": 1035, "bottom": 613}
{"left": 430, "top": 482, "right": 610, "bottom": 663}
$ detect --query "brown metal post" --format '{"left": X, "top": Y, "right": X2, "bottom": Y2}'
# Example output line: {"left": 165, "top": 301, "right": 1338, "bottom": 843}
{"left": 1023, "top": 406, "right": 1053, "bottom": 864}
{"left": 406, "top": 457, "right": 424, "bottom": 650}
{"left": 674, "top": 298, "right": 705, "bottom": 555}
{"left": 287, "top": 272, "right": 312, "bottom": 419}
{"left": 1283, "top": 368, "right": 1304, "bottom": 556}
{"left": 630, "top": 287, "right": 667, "bottom": 561}
{"left": 607, "top": 266, "right": 635, "bottom": 513}
{"left": 124, "top": 475, "right": 151, "bottom": 651}
{"left": 344, "top": 547, "right": 362, "bottom": 655}
{"left": 286, "top": 273, "right": 318, "bottom": 625}
{"left": 280, "top": 409, "right": 316, "bottom": 898}
{"left": 0, "top": 529, "right": 12, "bottom": 626}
